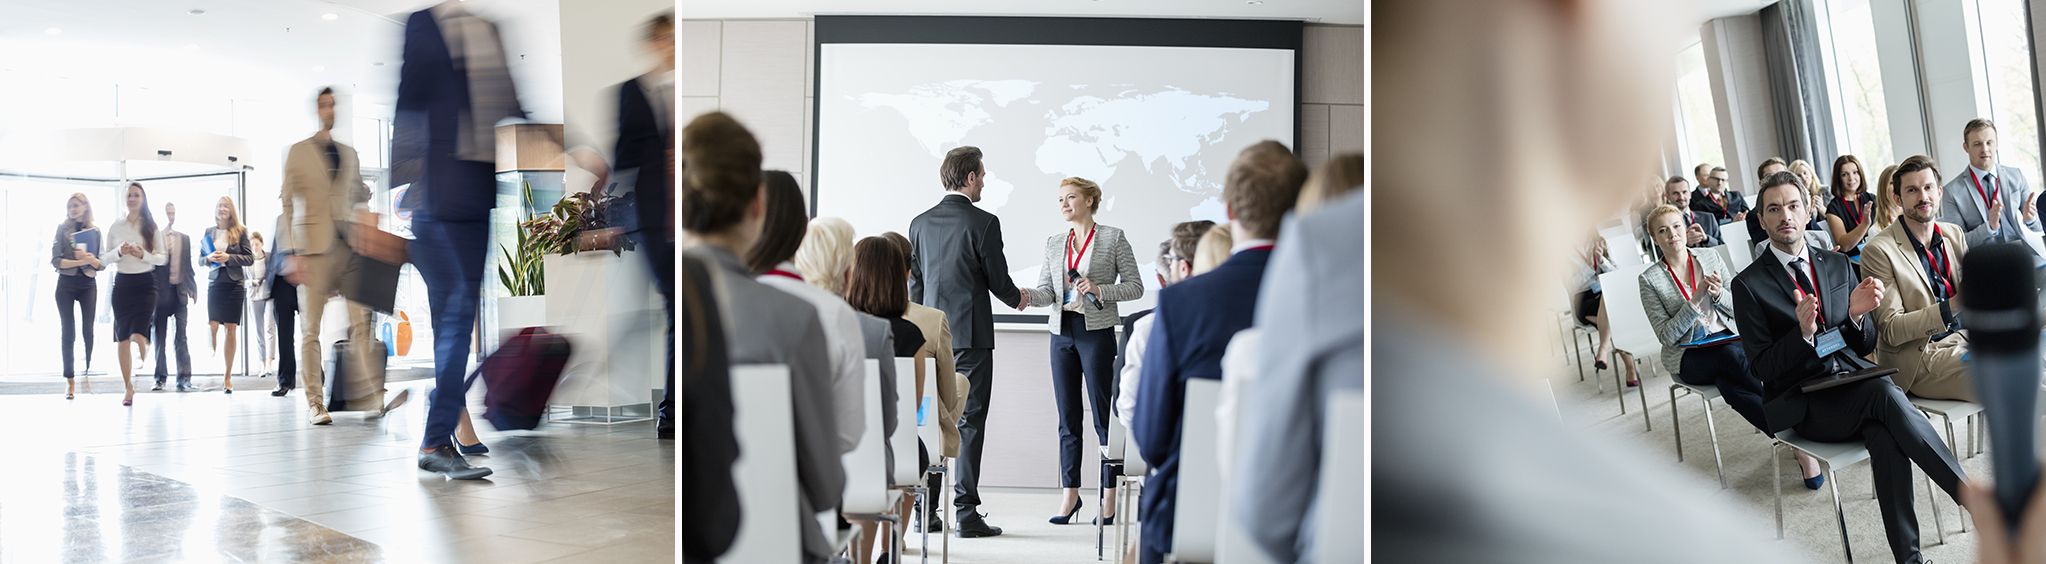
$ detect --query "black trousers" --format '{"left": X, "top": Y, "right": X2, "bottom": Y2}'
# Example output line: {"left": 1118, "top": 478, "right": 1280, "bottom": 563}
{"left": 1794, "top": 378, "right": 1965, "bottom": 564}
{"left": 1050, "top": 312, "right": 1116, "bottom": 489}
{"left": 272, "top": 276, "right": 298, "bottom": 389}
{"left": 953, "top": 347, "right": 995, "bottom": 520}
{"left": 56, "top": 274, "right": 97, "bottom": 379}
{"left": 154, "top": 292, "right": 191, "bottom": 385}
{"left": 1675, "top": 337, "right": 1766, "bottom": 432}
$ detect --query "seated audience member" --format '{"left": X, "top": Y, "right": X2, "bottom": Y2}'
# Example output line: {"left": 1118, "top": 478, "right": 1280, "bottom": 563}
{"left": 1732, "top": 169, "right": 1966, "bottom": 564}
{"left": 845, "top": 236, "right": 932, "bottom": 553}
{"left": 1227, "top": 188, "right": 1363, "bottom": 563}
{"left": 1573, "top": 233, "right": 1639, "bottom": 385}
{"left": 840, "top": 237, "right": 905, "bottom": 564}
{"left": 747, "top": 171, "right": 868, "bottom": 456}
{"left": 1191, "top": 223, "right": 1234, "bottom": 275}
{"left": 681, "top": 253, "right": 741, "bottom": 562}
{"left": 1824, "top": 155, "right": 1876, "bottom": 256}
{"left": 1746, "top": 157, "right": 1791, "bottom": 243}
{"left": 1944, "top": 118, "right": 2042, "bottom": 250}
{"left": 1661, "top": 176, "right": 1723, "bottom": 247}
{"left": 1860, "top": 155, "right": 1976, "bottom": 401}
{"left": 1133, "top": 140, "right": 1307, "bottom": 564}
{"left": 880, "top": 230, "right": 966, "bottom": 534}
{"left": 680, "top": 112, "right": 841, "bottom": 564}
{"left": 1872, "top": 164, "right": 1902, "bottom": 232}
{"left": 1693, "top": 164, "right": 1748, "bottom": 224}
{"left": 1295, "top": 153, "right": 1364, "bottom": 213}
{"left": 1116, "top": 221, "right": 1215, "bottom": 432}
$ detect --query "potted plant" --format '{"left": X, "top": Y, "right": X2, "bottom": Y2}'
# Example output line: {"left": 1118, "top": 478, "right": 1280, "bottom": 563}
{"left": 494, "top": 182, "right": 550, "bottom": 333}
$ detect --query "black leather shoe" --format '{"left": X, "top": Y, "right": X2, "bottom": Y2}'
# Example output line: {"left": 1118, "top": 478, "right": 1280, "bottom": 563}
{"left": 657, "top": 417, "right": 675, "bottom": 440}
{"left": 955, "top": 513, "right": 1003, "bottom": 538}
{"left": 270, "top": 387, "right": 292, "bottom": 397}
{"left": 418, "top": 445, "right": 493, "bottom": 480}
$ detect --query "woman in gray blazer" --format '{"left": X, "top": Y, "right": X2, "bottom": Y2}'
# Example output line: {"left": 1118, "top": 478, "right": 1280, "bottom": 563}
{"left": 1023, "top": 177, "right": 1143, "bottom": 524}
{"left": 1638, "top": 205, "right": 1823, "bottom": 489}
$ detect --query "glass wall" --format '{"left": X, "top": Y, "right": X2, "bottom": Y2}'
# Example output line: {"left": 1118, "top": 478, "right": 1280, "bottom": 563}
{"left": 1819, "top": 0, "right": 1895, "bottom": 170}
{"left": 1675, "top": 41, "right": 1726, "bottom": 174}
{"left": 1978, "top": 0, "right": 2042, "bottom": 184}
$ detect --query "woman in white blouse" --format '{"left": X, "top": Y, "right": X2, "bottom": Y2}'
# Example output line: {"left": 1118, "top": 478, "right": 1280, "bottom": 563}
{"left": 102, "top": 183, "right": 168, "bottom": 406}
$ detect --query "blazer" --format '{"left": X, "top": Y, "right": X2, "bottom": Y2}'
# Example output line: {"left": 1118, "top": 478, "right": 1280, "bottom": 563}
{"left": 263, "top": 215, "right": 296, "bottom": 299}
{"left": 201, "top": 227, "right": 256, "bottom": 283}
{"left": 1133, "top": 247, "right": 1274, "bottom": 555}
{"left": 909, "top": 193, "right": 1024, "bottom": 349}
{"left": 617, "top": 74, "right": 675, "bottom": 293}
{"left": 686, "top": 244, "right": 841, "bottom": 563}
{"left": 1684, "top": 210, "right": 1723, "bottom": 247}
{"left": 281, "top": 137, "right": 368, "bottom": 257}
{"left": 1692, "top": 187, "right": 1749, "bottom": 225}
{"left": 680, "top": 253, "right": 741, "bottom": 562}
{"left": 1730, "top": 245, "right": 1878, "bottom": 433}
{"left": 51, "top": 220, "right": 104, "bottom": 277}
{"left": 902, "top": 302, "right": 964, "bottom": 456}
{"left": 155, "top": 229, "right": 197, "bottom": 303}
{"left": 1637, "top": 249, "right": 1738, "bottom": 376}
{"left": 1023, "top": 223, "right": 1144, "bottom": 334}
{"left": 1859, "top": 221, "right": 1969, "bottom": 378}
{"left": 1940, "top": 163, "right": 2040, "bottom": 249}
{"left": 393, "top": 6, "right": 523, "bottom": 222}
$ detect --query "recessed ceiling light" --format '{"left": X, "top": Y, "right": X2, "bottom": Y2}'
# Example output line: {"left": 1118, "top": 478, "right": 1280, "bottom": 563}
{"left": 322, "top": 13, "right": 338, "bottom": 21}
{"left": 1247, "top": 0, "right": 1264, "bottom": 4}
{"left": 372, "top": 62, "right": 385, "bottom": 66}
{"left": 188, "top": 9, "right": 205, "bottom": 16}
{"left": 44, "top": 27, "right": 61, "bottom": 36}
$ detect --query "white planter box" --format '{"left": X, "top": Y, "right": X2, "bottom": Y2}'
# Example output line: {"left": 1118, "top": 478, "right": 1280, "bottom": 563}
{"left": 542, "top": 250, "right": 662, "bottom": 414}
{"left": 494, "top": 295, "right": 547, "bottom": 338}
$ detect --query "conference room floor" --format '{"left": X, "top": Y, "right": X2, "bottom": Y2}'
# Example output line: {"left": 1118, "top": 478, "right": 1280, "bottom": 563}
{"left": 0, "top": 375, "right": 675, "bottom": 563}
{"left": 1553, "top": 352, "right": 1988, "bottom": 563}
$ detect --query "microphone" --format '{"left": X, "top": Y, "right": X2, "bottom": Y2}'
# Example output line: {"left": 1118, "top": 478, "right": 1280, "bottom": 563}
{"left": 1068, "top": 268, "right": 1103, "bottom": 310}
{"left": 1963, "top": 242, "right": 2041, "bottom": 532}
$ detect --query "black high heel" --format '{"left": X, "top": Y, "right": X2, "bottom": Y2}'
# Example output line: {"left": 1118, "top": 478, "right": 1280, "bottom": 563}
{"left": 1048, "top": 497, "right": 1083, "bottom": 525}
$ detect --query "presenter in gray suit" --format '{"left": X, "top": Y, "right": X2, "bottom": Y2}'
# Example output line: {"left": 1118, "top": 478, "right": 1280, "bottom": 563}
{"left": 1021, "top": 176, "right": 1142, "bottom": 525}
{"left": 1942, "top": 118, "right": 2041, "bottom": 251}
{"left": 909, "top": 145, "right": 1029, "bottom": 538}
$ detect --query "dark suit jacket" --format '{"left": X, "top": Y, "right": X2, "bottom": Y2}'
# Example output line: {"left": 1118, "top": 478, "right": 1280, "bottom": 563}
{"left": 1132, "top": 248, "right": 1273, "bottom": 554}
{"left": 1730, "top": 246, "right": 1879, "bottom": 433}
{"left": 1692, "top": 187, "right": 1749, "bottom": 225}
{"left": 681, "top": 254, "right": 740, "bottom": 562}
{"left": 908, "top": 193, "right": 1024, "bottom": 349}
{"left": 201, "top": 227, "right": 255, "bottom": 283}
{"left": 616, "top": 75, "right": 674, "bottom": 297}
{"left": 264, "top": 216, "right": 297, "bottom": 298}
{"left": 1685, "top": 210, "right": 1724, "bottom": 247}
{"left": 156, "top": 230, "right": 197, "bottom": 304}
{"left": 393, "top": 7, "right": 519, "bottom": 223}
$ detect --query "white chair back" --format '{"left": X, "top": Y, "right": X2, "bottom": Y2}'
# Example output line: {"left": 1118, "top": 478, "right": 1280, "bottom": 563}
{"left": 890, "top": 357, "right": 925, "bottom": 485}
{"left": 1600, "top": 226, "right": 1644, "bottom": 269}
{"left": 1316, "top": 391, "right": 1366, "bottom": 563}
{"left": 1171, "top": 379, "right": 1224, "bottom": 563}
{"left": 1597, "top": 270, "right": 1660, "bottom": 363}
{"left": 1105, "top": 407, "right": 1128, "bottom": 460}
{"left": 840, "top": 360, "right": 889, "bottom": 514}
{"left": 2024, "top": 229, "right": 2046, "bottom": 259}
{"left": 1121, "top": 424, "right": 1149, "bottom": 476}
{"left": 1723, "top": 221, "right": 1755, "bottom": 272}
{"left": 721, "top": 365, "right": 800, "bottom": 564}
{"left": 916, "top": 359, "right": 944, "bottom": 457}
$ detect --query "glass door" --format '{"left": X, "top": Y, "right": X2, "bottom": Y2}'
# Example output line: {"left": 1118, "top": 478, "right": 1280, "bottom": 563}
{"left": 0, "top": 176, "right": 121, "bottom": 381}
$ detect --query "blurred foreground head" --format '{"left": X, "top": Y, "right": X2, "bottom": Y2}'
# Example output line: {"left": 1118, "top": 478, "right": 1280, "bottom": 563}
{"left": 1374, "top": 0, "right": 1676, "bottom": 370}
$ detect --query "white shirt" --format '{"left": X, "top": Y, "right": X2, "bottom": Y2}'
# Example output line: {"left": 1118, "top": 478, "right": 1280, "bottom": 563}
{"left": 1062, "top": 225, "right": 1098, "bottom": 311}
{"left": 1215, "top": 328, "right": 1261, "bottom": 480}
{"left": 1768, "top": 243, "right": 1856, "bottom": 346}
{"left": 760, "top": 262, "right": 869, "bottom": 455}
{"left": 1115, "top": 314, "right": 1157, "bottom": 431}
{"left": 100, "top": 218, "right": 168, "bottom": 274}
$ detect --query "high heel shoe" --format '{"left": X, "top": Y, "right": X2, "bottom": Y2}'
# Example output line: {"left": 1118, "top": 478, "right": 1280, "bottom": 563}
{"left": 455, "top": 436, "right": 489, "bottom": 455}
{"left": 1804, "top": 470, "right": 1825, "bottom": 490}
{"left": 1048, "top": 497, "right": 1083, "bottom": 525}
{"left": 122, "top": 396, "right": 132, "bottom": 407}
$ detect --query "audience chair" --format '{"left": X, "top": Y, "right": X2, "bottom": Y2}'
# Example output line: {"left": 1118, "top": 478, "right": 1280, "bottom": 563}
{"left": 1115, "top": 424, "right": 1148, "bottom": 564}
{"left": 1773, "top": 431, "right": 1951, "bottom": 563}
{"left": 1315, "top": 391, "right": 1366, "bottom": 564}
{"left": 1099, "top": 414, "right": 1128, "bottom": 560}
{"left": 1723, "top": 225, "right": 1755, "bottom": 272}
{"left": 724, "top": 365, "right": 802, "bottom": 563}
{"left": 914, "top": 360, "right": 951, "bottom": 564}
{"left": 1166, "top": 379, "right": 1225, "bottom": 564}
{"left": 1596, "top": 270, "right": 1656, "bottom": 430}
{"left": 1668, "top": 379, "right": 1727, "bottom": 488}
{"left": 841, "top": 361, "right": 895, "bottom": 562}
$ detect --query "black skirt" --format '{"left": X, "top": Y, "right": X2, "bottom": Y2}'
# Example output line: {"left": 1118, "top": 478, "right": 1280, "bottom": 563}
{"left": 112, "top": 272, "right": 156, "bottom": 342}
{"left": 208, "top": 276, "right": 245, "bottom": 324}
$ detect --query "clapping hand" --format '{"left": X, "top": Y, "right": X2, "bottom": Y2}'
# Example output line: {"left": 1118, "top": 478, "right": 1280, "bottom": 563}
{"left": 1849, "top": 276, "right": 1884, "bottom": 317}
{"left": 1700, "top": 272, "right": 1724, "bottom": 302}
{"left": 1796, "top": 289, "right": 1820, "bottom": 340}
{"left": 1990, "top": 197, "right": 2006, "bottom": 231}
{"left": 1686, "top": 224, "right": 1707, "bottom": 246}
{"left": 2027, "top": 191, "right": 2041, "bottom": 225}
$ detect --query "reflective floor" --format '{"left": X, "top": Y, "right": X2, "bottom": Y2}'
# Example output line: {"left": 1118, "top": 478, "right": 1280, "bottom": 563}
{"left": 0, "top": 375, "right": 675, "bottom": 563}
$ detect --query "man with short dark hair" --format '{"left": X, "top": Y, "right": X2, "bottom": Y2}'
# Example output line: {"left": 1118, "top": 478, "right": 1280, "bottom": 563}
{"left": 1662, "top": 177, "right": 1722, "bottom": 247}
{"left": 1133, "top": 140, "right": 1307, "bottom": 564}
{"left": 1732, "top": 170, "right": 1965, "bottom": 564}
{"left": 909, "top": 144, "right": 1028, "bottom": 538}
{"left": 1861, "top": 155, "right": 1975, "bottom": 402}
{"left": 1692, "top": 163, "right": 1747, "bottom": 224}
{"left": 1942, "top": 118, "right": 2040, "bottom": 250}
{"left": 1746, "top": 158, "right": 1791, "bottom": 243}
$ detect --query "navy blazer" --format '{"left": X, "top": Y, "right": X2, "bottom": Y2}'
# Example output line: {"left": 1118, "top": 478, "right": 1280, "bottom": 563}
{"left": 1132, "top": 247, "right": 1273, "bottom": 554}
{"left": 392, "top": 7, "right": 514, "bottom": 222}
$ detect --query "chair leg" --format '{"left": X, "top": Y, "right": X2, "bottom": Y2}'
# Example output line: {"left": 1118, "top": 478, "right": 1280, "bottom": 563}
{"left": 1927, "top": 471, "right": 1945, "bottom": 546}
{"left": 1775, "top": 442, "right": 1785, "bottom": 539}
{"left": 1671, "top": 387, "right": 1685, "bottom": 462}
{"left": 1827, "top": 466, "right": 1854, "bottom": 564}
{"left": 1703, "top": 398, "right": 1725, "bottom": 489}
{"left": 1097, "top": 468, "right": 1108, "bottom": 560}
{"left": 1613, "top": 352, "right": 1626, "bottom": 415}
{"left": 1637, "top": 366, "right": 1652, "bottom": 431}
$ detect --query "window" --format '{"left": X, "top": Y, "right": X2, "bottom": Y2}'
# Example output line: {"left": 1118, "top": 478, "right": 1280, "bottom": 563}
{"left": 1978, "top": 0, "right": 2042, "bottom": 185}
{"left": 1819, "top": 0, "right": 1895, "bottom": 170}
{"left": 1674, "top": 41, "right": 1725, "bottom": 174}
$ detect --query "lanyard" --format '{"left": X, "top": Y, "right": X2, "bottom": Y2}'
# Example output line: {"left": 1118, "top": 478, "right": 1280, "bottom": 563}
{"left": 1840, "top": 195, "right": 1863, "bottom": 226}
{"left": 1971, "top": 169, "right": 2001, "bottom": 213}
{"left": 1906, "top": 225, "right": 1954, "bottom": 299}
{"left": 765, "top": 269, "right": 803, "bottom": 282}
{"left": 1665, "top": 254, "right": 1699, "bottom": 302}
{"left": 1066, "top": 228, "right": 1096, "bottom": 272}
{"left": 1791, "top": 257, "right": 1823, "bottom": 319}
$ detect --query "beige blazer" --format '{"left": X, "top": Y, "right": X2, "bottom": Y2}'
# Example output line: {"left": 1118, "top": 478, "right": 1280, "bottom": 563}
{"left": 1860, "top": 221, "right": 1969, "bottom": 375}
{"left": 904, "top": 302, "right": 967, "bottom": 457}
{"left": 280, "top": 136, "right": 367, "bottom": 257}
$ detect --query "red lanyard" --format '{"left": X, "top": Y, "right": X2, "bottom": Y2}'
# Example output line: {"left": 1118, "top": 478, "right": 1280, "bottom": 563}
{"left": 1841, "top": 195, "right": 1863, "bottom": 225}
{"left": 1923, "top": 227, "right": 1954, "bottom": 298}
{"left": 765, "top": 269, "right": 804, "bottom": 282}
{"left": 1665, "top": 254, "right": 1699, "bottom": 302}
{"left": 1066, "top": 228, "right": 1096, "bottom": 272}
{"left": 1971, "top": 169, "right": 2000, "bottom": 211}
{"left": 1794, "top": 258, "right": 1823, "bottom": 319}
{"left": 1242, "top": 244, "right": 1276, "bottom": 253}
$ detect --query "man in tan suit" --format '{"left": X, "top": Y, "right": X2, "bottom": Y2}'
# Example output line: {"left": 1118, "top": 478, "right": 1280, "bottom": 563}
{"left": 1861, "top": 155, "right": 1975, "bottom": 401}
{"left": 281, "top": 87, "right": 404, "bottom": 425}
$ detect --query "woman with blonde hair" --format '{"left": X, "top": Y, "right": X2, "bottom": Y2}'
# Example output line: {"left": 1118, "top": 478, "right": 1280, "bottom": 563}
{"left": 1298, "top": 153, "right": 1364, "bottom": 214}
{"left": 202, "top": 196, "right": 254, "bottom": 393}
{"left": 1191, "top": 223, "right": 1234, "bottom": 275}
{"left": 1873, "top": 164, "right": 1903, "bottom": 231}
{"left": 52, "top": 192, "right": 105, "bottom": 399}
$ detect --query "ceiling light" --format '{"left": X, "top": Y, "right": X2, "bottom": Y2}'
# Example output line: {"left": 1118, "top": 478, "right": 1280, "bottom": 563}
{"left": 188, "top": 9, "right": 205, "bottom": 16}
{"left": 322, "top": 13, "right": 338, "bottom": 21}
{"left": 44, "top": 27, "right": 61, "bottom": 36}
{"left": 373, "top": 62, "right": 385, "bottom": 66}
{"left": 1246, "top": 0, "right": 1264, "bottom": 4}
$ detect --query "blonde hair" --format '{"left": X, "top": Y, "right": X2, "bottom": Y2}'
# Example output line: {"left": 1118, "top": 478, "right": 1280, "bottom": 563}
{"left": 794, "top": 217, "right": 856, "bottom": 295}
{"left": 1873, "top": 164, "right": 1900, "bottom": 231}
{"left": 1298, "top": 153, "right": 1364, "bottom": 213}
{"left": 1643, "top": 203, "right": 1686, "bottom": 228}
{"left": 215, "top": 196, "right": 245, "bottom": 243}
{"left": 1790, "top": 159, "right": 1824, "bottom": 201}
{"left": 1192, "top": 223, "right": 1234, "bottom": 275}
{"left": 66, "top": 192, "right": 93, "bottom": 228}
{"left": 1061, "top": 177, "right": 1102, "bottom": 213}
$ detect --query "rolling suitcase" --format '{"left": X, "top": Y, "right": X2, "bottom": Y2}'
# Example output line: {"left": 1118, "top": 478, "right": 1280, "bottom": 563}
{"left": 327, "top": 338, "right": 388, "bottom": 412}
{"left": 464, "top": 327, "right": 572, "bottom": 430}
